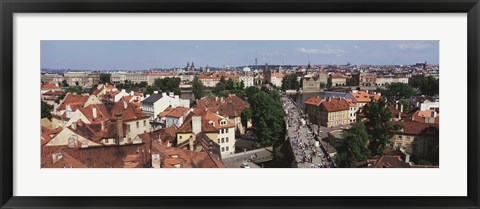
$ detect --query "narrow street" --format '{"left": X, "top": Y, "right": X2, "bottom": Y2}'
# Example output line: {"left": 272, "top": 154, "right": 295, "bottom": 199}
{"left": 281, "top": 96, "right": 335, "bottom": 168}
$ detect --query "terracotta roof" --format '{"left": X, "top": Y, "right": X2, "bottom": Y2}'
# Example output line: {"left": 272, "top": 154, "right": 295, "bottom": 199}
{"left": 345, "top": 99, "right": 357, "bottom": 107}
{"left": 67, "top": 120, "right": 129, "bottom": 143}
{"left": 42, "top": 144, "right": 150, "bottom": 168}
{"left": 57, "top": 94, "right": 89, "bottom": 111}
{"left": 41, "top": 83, "right": 60, "bottom": 89}
{"left": 151, "top": 142, "right": 225, "bottom": 168}
{"left": 138, "top": 126, "right": 178, "bottom": 145}
{"left": 350, "top": 91, "right": 381, "bottom": 103}
{"left": 176, "top": 110, "right": 234, "bottom": 134}
{"left": 392, "top": 121, "right": 439, "bottom": 135}
{"left": 160, "top": 107, "right": 190, "bottom": 118}
{"left": 321, "top": 98, "right": 349, "bottom": 112}
{"left": 196, "top": 95, "right": 250, "bottom": 117}
{"left": 43, "top": 90, "right": 62, "bottom": 96}
{"left": 410, "top": 110, "right": 439, "bottom": 124}
{"left": 304, "top": 97, "right": 323, "bottom": 106}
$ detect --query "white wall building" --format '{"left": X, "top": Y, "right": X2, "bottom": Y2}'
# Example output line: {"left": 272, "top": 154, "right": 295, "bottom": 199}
{"left": 141, "top": 92, "right": 190, "bottom": 120}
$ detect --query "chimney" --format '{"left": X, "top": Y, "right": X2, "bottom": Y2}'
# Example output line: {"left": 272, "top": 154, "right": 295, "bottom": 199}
{"left": 169, "top": 92, "right": 174, "bottom": 97}
{"left": 405, "top": 153, "right": 410, "bottom": 163}
{"left": 93, "top": 107, "right": 97, "bottom": 119}
{"left": 122, "top": 89, "right": 126, "bottom": 93}
{"left": 328, "top": 97, "right": 332, "bottom": 102}
{"left": 189, "top": 134, "right": 195, "bottom": 151}
{"left": 71, "top": 122, "right": 77, "bottom": 130}
{"left": 101, "top": 120, "right": 105, "bottom": 131}
{"left": 192, "top": 115, "right": 202, "bottom": 134}
{"left": 162, "top": 92, "right": 167, "bottom": 97}
{"left": 123, "top": 100, "right": 128, "bottom": 110}
{"left": 116, "top": 113, "right": 123, "bottom": 146}
{"left": 400, "top": 104, "right": 404, "bottom": 113}
{"left": 130, "top": 91, "right": 134, "bottom": 96}
{"left": 146, "top": 94, "right": 150, "bottom": 98}
{"left": 154, "top": 91, "right": 159, "bottom": 94}
{"left": 215, "top": 97, "right": 218, "bottom": 101}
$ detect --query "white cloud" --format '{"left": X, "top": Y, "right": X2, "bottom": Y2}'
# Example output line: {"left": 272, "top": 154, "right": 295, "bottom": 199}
{"left": 396, "top": 41, "right": 434, "bottom": 50}
{"left": 296, "top": 47, "right": 346, "bottom": 56}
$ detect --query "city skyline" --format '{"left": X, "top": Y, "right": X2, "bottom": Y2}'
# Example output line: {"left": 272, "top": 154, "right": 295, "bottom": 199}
{"left": 41, "top": 40, "right": 439, "bottom": 71}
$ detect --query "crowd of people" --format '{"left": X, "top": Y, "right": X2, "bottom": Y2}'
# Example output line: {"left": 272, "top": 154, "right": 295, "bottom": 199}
{"left": 282, "top": 96, "right": 334, "bottom": 168}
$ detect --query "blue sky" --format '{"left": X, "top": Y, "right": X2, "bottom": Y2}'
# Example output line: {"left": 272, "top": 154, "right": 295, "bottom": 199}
{"left": 41, "top": 40, "right": 439, "bottom": 70}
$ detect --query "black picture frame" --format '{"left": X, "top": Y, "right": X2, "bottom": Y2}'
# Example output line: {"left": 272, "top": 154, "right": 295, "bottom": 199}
{"left": 1, "top": 0, "right": 479, "bottom": 208}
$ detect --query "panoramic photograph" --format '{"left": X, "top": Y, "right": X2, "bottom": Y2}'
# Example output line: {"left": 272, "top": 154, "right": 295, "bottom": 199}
{"left": 40, "top": 40, "right": 439, "bottom": 168}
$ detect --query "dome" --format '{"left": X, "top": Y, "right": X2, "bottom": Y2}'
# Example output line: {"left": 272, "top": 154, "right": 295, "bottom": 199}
{"left": 243, "top": 67, "right": 251, "bottom": 72}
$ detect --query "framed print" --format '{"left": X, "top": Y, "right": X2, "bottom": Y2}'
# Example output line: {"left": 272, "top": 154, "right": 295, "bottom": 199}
{"left": 1, "top": 0, "right": 479, "bottom": 208}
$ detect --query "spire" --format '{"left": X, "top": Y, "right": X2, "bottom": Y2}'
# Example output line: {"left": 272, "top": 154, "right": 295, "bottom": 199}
{"left": 307, "top": 61, "right": 311, "bottom": 69}
{"left": 186, "top": 62, "right": 190, "bottom": 68}
{"left": 191, "top": 62, "right": 195, "bottom": 67}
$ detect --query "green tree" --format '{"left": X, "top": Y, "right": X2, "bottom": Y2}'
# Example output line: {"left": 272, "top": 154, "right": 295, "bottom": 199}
{"left": 334, "top": 152, "right": 351, "bottom": 168}
{"left": 346, "top": 77, "right": 358, "bottom": 86}
{"left": 61, "top": 80, "right": 69, "bottom": 87}
{"left": 138, "top": 81, "right": 148, "bottom": 88}
{"left": 320, "top": 82, "right": 326, "bottom": 89}
{"left": 153, "top": 77, "right": 181, "bottom": 95}
{"left": 144, "top": 85, "right": 159, "bottom": 95}
{"left": 244, "top": 86, "right": 260, "bottom": 103}
{"left": 41, "top": 100, "right": 53, "bottom": 120}
{"left": 384, "top": 82, "right": 414, "bottom": 101}
{"left": 342, "top": 121, "right": 371, "bottom": 161}
{"left": 409, "top": 76, "right": 439, "bottom": 96}
{"left": 239, "top": 80, "right": 245, "bottom": 90}
{"left": 99, "top": 73, "right": 111, "bottom": 84}
{"left": 241, "top": 108, "right": 252, "bottom": 128}
{"left": 226, "top": 78, "right": 234, "bottom": 90}
{"left": 249, "top": 91, "right": 286, "bottom": 147}
{"left": 214, "top": 76, "right": 227, "bottom": 94}
{"left": 281, "top": 74, "right": 300, "bottom": 91}
{"left": 192, "top": 77, "right": 205, "bottom": 100}
{"left": 362, "top": 97, "right": 401, "bottom": 155}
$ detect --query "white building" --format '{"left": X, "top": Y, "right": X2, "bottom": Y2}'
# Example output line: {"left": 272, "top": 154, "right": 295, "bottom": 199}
{"left": 141, "top": 92, "right": 190, "bottom": 120}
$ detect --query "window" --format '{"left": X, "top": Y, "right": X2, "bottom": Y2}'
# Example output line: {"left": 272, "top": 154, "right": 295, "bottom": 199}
{"left": 180, "top": 136, "right": 182, "bottom": 140}
{"left": 136, "top": 121, "right": 139, "bottom": 128}
{"left": 222, "top": 147, "right": 225, "bottom": 152}
{"left": 221, "top": 138, "right": 224, "bottom": 143}
{"left": 221, "top": 129, "right": 224, "bottom": 134}
{"left": 105, "top": 139, "right": 109, "bottom": 143}
{"left": 226, "top": 146, "right": 229, "bottom": 151}
{"left": 226, "top": 128, "right": 229, "bottom": 133}
{"left": 143, "top": 120, "right": 146, "bottom": 127}
{"left": 226, "top": 137, "right": 229, "bottom": 142}
{"left": 218, "top": 139, "right": 220, "bottom": 143}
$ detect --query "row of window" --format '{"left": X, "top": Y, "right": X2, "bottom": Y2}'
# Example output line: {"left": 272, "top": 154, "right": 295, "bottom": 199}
{"left": 220, "top": 128, "right": 229, "bottom": 134}
{"left": 221, "top": 146, "right": 230, "bottom": 152}
{"left": 135, "top": 120, "right": 147, "bottom": 128}
{"left": 218, "top": 137, "right": 229, "bottom": 144}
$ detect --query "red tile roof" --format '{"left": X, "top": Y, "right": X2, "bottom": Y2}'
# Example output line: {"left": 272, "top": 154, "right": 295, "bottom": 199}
{"left": 57, "top": 94, "right": 89, "bottom": 111}
{"left": 41, "top": 83, "right": 60, "bottom": 89}
{"left": 151, "top": 142, "right": 225, "bottom": 168}
{"left": 196, "top": 95, "right": 250, "bottom": 117}
{"left": 392, "top": 121, "right": 439, "bottom": 135}
{"left": 350, "top": 91, "right": 380, "bottom": 103}
{"left": 321, "top": 98, "right": 349, "bottom": 112}
{"left": 304, "top": 97, "right": 323, "bottom": 106}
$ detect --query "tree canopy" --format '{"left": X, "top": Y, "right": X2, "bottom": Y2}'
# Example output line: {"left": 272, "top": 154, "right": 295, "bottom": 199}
{"left": 41, "top": 100, "right": 52, "bottom": 120}
{"left": 383, "top": 82, "right": 415, "bottom": 102}
{"left": 99, "top": 73, "right": 111, "bottom": 84}
{"left": 153, "top": 77, "right": 181, "bottom": 95}
{"left": 192, "top": 77, "right": 205, "bottom": 100}
{"left": 362, "top": 97, "right": 401, "bottom": 155}
{"left": 249, "top": 90, "right": 286, "bottom": 147}
{"left": 409, "top": 76, "right": 439, "bottom": 96}
{"left": 281, "top": 74, "right": 300, "bottom": 91}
